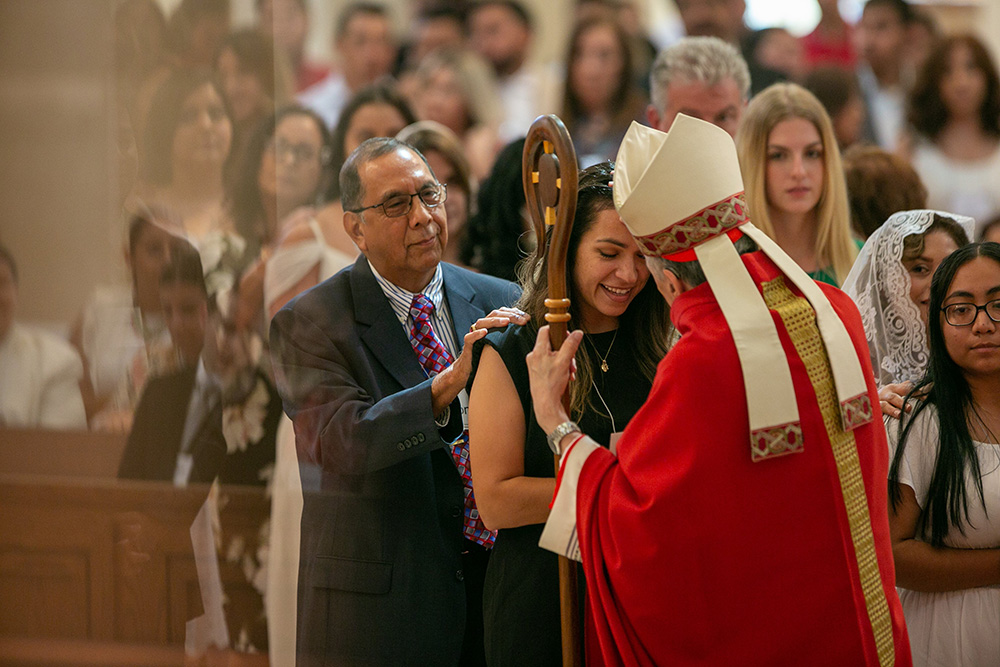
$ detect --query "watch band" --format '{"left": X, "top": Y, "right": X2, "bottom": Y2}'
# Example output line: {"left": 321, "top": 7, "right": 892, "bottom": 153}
{"left": 546, "top": 420, "right": 581, "bottom": 455}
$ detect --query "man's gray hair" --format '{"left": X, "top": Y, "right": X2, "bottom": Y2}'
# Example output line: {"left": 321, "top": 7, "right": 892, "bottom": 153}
{"left": 646, "top": 234, "right": 758, "bottom": 288}
{"left": 649, "top": 36, "right": 751, "bottom": 113}
{"left": 340, "top": 137, "right": 432, "bottom": 212}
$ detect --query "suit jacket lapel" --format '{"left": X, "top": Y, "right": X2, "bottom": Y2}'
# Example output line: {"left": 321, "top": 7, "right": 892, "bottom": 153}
{"left": 351, "top": 256, "right": 428, "bottom": 391}
{"left": 441, "top": 263, "right": 484, "bottom": 338}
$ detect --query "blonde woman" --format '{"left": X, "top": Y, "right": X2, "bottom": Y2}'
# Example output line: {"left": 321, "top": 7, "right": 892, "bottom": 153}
{"left": 737, "top": 82, "right": 859, "bottom": 286}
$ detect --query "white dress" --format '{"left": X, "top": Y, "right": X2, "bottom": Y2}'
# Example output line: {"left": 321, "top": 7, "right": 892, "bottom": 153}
{"left": 890, "top": 408, "right": 1000, "bottom": 666}
{"left": 911, "top": 142, "right": 1000, "bottom": 237}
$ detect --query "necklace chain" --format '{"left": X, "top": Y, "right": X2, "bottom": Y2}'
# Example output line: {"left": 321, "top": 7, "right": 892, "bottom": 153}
{"left": 587, "top": 328, "right": 618, "bottom": 373}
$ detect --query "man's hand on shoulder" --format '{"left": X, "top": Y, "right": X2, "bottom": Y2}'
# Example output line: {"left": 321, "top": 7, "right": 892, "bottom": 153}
{"left": 430, "top": 306, "right": 529, "bottom": 416}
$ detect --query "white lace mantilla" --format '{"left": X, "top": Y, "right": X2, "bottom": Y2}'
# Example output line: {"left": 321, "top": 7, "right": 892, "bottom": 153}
{"left": 842, "top": 209, "right": 975, "bottom": 386}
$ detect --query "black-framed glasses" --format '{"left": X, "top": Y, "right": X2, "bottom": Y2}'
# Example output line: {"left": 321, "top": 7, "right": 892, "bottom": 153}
{"left": 942, "top": 299, "right": 1000, "bottom": 326}
{"left": 348, "top": 184, "right": 447, "bottom": 218}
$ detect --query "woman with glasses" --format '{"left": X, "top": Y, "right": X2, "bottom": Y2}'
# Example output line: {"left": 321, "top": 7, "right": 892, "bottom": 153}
{"left": 888, "top": 242, "right": 1000, "bottom": 667}
{"left": 842, "top": 210, "right": 972, "bottom": 418}
{"left": 467, "top": 163, "right": 671, "bottom": 666}
{"left": 228, "top": 104, "right": 337, "bottom": 327}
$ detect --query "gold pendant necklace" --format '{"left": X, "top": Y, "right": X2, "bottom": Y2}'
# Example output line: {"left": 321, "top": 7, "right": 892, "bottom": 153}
{"left": 589, "top": 327, "right": 618, "bottom": 373}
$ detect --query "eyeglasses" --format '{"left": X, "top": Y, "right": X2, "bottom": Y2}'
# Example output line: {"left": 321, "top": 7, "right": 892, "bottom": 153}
{"left": 267, "top": 138, "right": 330, "bottom": 165}
{"left": 348, "top": 184, "right": 447, "bottom": 218}
{"left": 942, "top": 299, "right": 1000, "bottom": 326}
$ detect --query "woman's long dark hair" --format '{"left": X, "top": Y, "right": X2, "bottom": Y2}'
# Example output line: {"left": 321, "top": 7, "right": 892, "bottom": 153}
{"left": 516, "top": 161, "right": 671, "bottom": 418}
{"left": 889, "top": 242, "right": 1000, "bottom": 546}
{"left": 141, "top": 68, "right": 233, "bottom": 186}
{"left": 226, "top": 104, "right": 331, "bottom": 256}
{"left": 561, "top": 16, "right": 645, "bottom": 137}
{"left": 460, "top": 138, "right": 530, "bottom": 281}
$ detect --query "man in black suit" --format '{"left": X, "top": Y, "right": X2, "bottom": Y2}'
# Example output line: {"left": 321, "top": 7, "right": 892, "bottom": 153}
{"left": 118, "top": 246, "right": 225, "bottom": 484}
{"left": 269, "top": 137, "right": 523, "bottom": 666}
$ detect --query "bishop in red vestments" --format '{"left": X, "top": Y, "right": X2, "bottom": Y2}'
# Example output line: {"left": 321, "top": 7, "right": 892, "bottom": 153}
{"left": 530, "top": 116, "right": 911, "bottom": 666}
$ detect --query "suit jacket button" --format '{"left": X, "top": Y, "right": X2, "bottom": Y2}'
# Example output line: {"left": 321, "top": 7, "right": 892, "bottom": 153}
{"left": 455, "top": 569, "right": 464, "bottom": 582}
{"left": 396, "top": 442, "right": 405, "bottom": 451}
{"left": 450, "top": 506, "right": 461, "bottom": 518}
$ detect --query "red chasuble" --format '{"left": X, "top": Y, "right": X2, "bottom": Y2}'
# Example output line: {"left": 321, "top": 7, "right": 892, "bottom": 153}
{"left": 573, "top": 252, "right": 910, "bottom": 666}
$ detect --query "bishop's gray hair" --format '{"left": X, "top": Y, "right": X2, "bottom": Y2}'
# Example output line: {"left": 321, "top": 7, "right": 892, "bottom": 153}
{"left": 649, "top": 36, "right": 751, "bottom": 114}
{"left": 646, "top": 234, "right": 758, "bottom": 288}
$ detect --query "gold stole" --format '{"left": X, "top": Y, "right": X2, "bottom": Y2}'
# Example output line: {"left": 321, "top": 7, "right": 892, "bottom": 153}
{"left": 762, "top": 276, "right": 895, "bottom": 667}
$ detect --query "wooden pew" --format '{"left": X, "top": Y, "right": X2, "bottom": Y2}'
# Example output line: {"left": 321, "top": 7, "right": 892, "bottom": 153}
{"left": 0, "top": 428, "right": 126, "bottom": 478}
{"left": 0, "top": 465, "right": 270, "bottom": 666}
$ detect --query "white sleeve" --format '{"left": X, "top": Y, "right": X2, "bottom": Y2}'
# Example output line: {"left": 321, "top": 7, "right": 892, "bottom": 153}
{"left": 38, "top": 337, "right": 87, "bottom": 430}
{"left": 539, "top": 437, "right": 603, "bottom": 562}
{"left": 887, "top": 408, "right": 939, "bottom": 509}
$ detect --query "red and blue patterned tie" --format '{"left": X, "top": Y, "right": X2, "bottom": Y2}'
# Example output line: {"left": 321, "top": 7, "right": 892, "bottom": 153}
{"left": 408, "top": 293, "right": 496, "bottom": 549}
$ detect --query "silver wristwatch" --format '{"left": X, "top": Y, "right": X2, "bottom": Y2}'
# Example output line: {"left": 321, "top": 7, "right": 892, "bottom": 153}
{"left": 546, "top": 420, "right": 580, "bottom": 455}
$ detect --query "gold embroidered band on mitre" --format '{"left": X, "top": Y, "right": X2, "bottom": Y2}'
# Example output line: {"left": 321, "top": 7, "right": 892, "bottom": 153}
{"left": 762, "top": 276, "right": 895, "bottom": 667}
{"left": 633, "top": 192, "right": 748, "bottom": 258}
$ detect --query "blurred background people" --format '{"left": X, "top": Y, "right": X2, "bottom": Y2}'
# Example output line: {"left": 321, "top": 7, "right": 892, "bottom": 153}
{"left": 646, "top": 36, "right": 750, "bottom": 138}
{"left": 907, "top": 34, "right": 1000, "bottom": 235}
{"left": 0, "top": 246, "right": 86, "bottom": 430}
{"left": 980, "top": 215, "right": 1000, "bottom": 244}
{"left": 800, "top": 0, "right": 855, "bottom": 70}
{"left": 468, "top": 0, "right": 560, "bottom": 142}
{"left": 71, "top": 207, "right": 185, "bottom": 430}
{"left": 854, "top": 0, "right": 915, "bottom": 150}
{"left": 215, "top": 28, "right": 293, "bottom": 164}
{"left": 561, "top": 14, "right": 647, "bottom": 166}
{"left": 737, "top": 82, "right": 858, "bottom": 286}
{"left": 257, "top": 0, "right": 329, "bottom": 93}
{"left": 164, "top": 0, "right": 230, "bottom": 70}
{"left": 228, "top": 105, "right": 335, "bottom": 327}
{"left": 409, "top": 48, "right": 502, "bottom": 180}
{"left": 398, "top": 5, "right": 468, "bottom": 79}
{"left": 138, "top": 68, "right": 244, "bottom": 285}
{"left": 842, "top": 144, "right": 928, "bottom": 239}
{"left": 744, "top": 27, "right": 806, "bottom": 83}
{"left": 803, "top": 66, "right": 867, "bottom": 150}
{"left": 298, "top": 2, "right": 398, "bottom": 129}
{"left": 118, "top": 244, "right": 224, "bottom": 484}
{"left": 671, "top": 0, "right": 784, "bottom": 94}
{"left": 314, "top": 82, "right": 416, "bottom": 256}
{"left": 397, "top": 121, "right": 476, "bottom": 268}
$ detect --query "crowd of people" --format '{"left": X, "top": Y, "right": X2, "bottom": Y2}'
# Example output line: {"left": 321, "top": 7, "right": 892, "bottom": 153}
{"left": 1, "top": 0, "right": 999, "bottom": 665}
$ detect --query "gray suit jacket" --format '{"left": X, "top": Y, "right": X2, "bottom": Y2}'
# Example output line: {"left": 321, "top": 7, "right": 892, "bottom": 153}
{"left": 270, "top": 256, "right": 518, "bottom": 666}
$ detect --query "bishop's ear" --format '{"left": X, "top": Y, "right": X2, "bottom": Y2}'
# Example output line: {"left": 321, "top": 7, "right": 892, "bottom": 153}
{"left": 653, "top": 268, "right": 686, "bottom": 306}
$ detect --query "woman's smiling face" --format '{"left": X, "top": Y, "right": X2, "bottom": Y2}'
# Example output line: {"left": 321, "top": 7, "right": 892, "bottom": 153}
{"left": 572, "top": 208, "right": 649, "bottom": 332}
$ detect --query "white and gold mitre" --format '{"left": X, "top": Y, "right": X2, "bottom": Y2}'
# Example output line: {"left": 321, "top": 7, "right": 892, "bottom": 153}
{"left": 613, "top": 116, "right": 873, "bottom": 460}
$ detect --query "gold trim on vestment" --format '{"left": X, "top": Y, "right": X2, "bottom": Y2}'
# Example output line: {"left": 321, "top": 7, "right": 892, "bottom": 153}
{"left": 761, "top": 276, "right": 895, "bottom": 667}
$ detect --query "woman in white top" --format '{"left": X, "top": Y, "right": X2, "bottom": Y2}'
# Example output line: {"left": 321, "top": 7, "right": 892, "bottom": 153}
{"left": 888, "top": 242, "right": 1000, "bottom": 666}
{"left": 907, "top": 35, "right": 1000, "bottom": 234}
